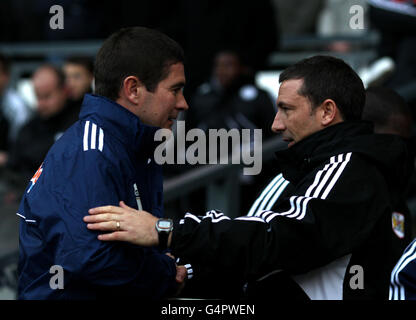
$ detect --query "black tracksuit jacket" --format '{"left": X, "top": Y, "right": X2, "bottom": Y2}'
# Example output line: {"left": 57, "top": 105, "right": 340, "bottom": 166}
{"left": 171, "top": 121, "right": 413, "bottom": 300}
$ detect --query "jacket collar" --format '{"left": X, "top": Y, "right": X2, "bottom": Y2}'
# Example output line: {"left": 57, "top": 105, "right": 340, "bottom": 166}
{"left": 79, "top": 94, "right": 159, "bottom": 157}
{"left": 274, "top": 121, "right": 374, "bottom": 183}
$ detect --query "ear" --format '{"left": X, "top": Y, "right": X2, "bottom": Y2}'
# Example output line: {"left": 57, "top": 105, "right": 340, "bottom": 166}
{"left": 319, "top": 99, "right": 340, "bottom": 126}
{"left": 120, "top": 76, "right": 145, "bottom": 105}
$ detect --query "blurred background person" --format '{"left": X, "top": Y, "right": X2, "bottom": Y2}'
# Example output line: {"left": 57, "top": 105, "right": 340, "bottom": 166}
{"left": 1, "top": 65, "right": 80, "bottom": 197}
{"left": 170, "top": 48, "right": 277, "bottom": 297}
{"left": 62, "top": 56, "right": 94, "bottom": 105}
{"left": 362, "top": 86, "right": 416, "bottom": 241}
{"left": 169, "top": 0, "right": 279, "bottom": 98}
{"left": 0, "top": 54, "right": 31, "bottom": 163}
{"left": 187, "top": 49, "right": 276, "bottom": 137}
{"left": 1, "top": 0, "right": 415, "bottom": 300}
{"left": 363, "top": 86, "right": 414, "bottom": 139}
{"left": 166, "top": 48, "right": 277, "bottom": 234}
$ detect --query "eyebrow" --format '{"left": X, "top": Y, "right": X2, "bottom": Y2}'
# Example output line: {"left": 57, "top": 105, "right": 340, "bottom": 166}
{"left": 170, "top": 81, "right": 186, "bottom": 90}
{"left": 277, "top": 101, "right": 293, "bottom": 108}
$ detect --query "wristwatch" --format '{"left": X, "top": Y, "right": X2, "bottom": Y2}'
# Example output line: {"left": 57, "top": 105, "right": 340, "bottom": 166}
{"left": 155, "top": 218, "right": 173, "bottom": 250}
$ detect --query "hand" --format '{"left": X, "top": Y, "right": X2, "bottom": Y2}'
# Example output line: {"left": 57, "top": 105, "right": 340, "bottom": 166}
{"left": 84, "top": 201, "right": 159, "bottom": 246}
{"left": 165, "top": 253, "right": 187, "bottom": 296}
{"left": 165, "top": 253, "right": 187, "bottom": 284}
{"left": 175, "top": 265, "right": 187, "bottom": 284}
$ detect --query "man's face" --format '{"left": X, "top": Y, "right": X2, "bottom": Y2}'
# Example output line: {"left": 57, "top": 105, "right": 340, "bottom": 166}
{"left": 214, "top": 52, "right": 241, "bottom": 88}
{"left": 137, "top": 63, "right": 188, "bottom": 129}
{"left": 63, "top": 63, "right": 93, "bottom": 100}
{"left": 272, "top": 79, "right": 322, "bottom": 147}
{"left": 33, "top": 69, "right": 67, "bottom": 119}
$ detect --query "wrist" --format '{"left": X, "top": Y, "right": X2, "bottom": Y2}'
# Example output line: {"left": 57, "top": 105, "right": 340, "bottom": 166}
{"left": 155, "top": 218, "right": 173, "bottom": 250}
{"left": 152, "top": 223, "right": 159, "bottom": 246}
{"left": 167, "top": 231, "right": 172, "bottom": 248}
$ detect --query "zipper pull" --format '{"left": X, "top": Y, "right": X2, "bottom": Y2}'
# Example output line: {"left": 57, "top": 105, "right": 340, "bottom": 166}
{"left": 133, "top": 183, "right": 143, "bottom": 211}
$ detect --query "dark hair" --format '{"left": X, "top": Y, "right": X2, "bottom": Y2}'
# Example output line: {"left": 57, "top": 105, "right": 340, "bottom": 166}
{"left": 94, "top": 26, "right": 184, "bottom": 101}
{"left": 65, "top": 56, "right": 94, "bottom": 74}
{"left": 34, "top": 64, "right": 66, "bottom": 88}
{"left": 279, "top": 55, "right": 365, "bottom": 121}
{"left": 0, "top": 53, "right": 11, "bottom": 74}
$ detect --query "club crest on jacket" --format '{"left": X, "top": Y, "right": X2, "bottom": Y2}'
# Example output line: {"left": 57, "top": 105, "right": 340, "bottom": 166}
{"left": 392, "top": 212, "right": 405, "bottom": 239}
{"left": 27, "top": 163, "right": 44, "bottom": 193}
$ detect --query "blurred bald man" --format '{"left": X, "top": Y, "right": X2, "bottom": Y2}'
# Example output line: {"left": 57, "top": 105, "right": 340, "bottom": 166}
{"left": 33, "top": 65, "right": 68, "bottom": 119}
{"left": 4, "top": 65, "right": 80, "bottom": 191}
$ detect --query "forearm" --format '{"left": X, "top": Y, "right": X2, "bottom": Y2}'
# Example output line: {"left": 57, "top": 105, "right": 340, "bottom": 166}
{"left": 169, "top": 211, "right": 273, "bottom": 279}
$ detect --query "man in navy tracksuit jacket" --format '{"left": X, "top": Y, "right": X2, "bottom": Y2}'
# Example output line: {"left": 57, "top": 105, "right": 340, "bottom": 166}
{"left": 17, "top": 94, "right": 176, "bottom": 299}
{"left": 17, "top": 27, "right": 188, "bottom": 299}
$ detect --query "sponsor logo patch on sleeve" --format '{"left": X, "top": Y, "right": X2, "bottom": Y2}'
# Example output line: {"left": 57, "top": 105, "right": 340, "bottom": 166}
{"left": 27, "top": 163, "right": 44, "bottom": 193}
{"left": 392, "top": 212, "right": 405, "bottom": 239}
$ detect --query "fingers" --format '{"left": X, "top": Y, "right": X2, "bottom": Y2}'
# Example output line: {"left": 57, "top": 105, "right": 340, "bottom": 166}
{"left": 176, "top": 266, "right": 188, "bottom": 283}
{"left": 89, "top": 205, "right": 123, "bottom": 215}
{"left": 86, "top": 221, "right": 118, "bottom": 231}
{"left": 89, "top": 202, "right": 139, "bottom": 216}
{"left": 83, "top": 213, "right": 119, "bottom": 223}
{"left": 97, "top": 231, "right": 129, "bottom": 242}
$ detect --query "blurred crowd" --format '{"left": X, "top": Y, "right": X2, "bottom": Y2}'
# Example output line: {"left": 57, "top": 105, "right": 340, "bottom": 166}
{"left": 0, "top": 0, "right": 414, "bottom": 212}
{"left": 0, "top": 55, "right": 93, "bottom": 204}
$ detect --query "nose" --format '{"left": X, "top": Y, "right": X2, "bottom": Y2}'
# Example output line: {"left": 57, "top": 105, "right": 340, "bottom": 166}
{"left": 271, "top": 110, "right": 285, "bottom": 133}
{"left": 177, "top": 92, "right": 189, "bottom": 111}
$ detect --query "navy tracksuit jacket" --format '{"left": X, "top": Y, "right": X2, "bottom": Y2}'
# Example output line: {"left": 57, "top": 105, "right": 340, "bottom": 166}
{"left": 17, "top": 94, "right": 177, "bottom": 299}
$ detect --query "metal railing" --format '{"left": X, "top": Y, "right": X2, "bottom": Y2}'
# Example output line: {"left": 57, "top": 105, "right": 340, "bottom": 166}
{"left": 163, "top": 136, "right": 286, "bottom": 218}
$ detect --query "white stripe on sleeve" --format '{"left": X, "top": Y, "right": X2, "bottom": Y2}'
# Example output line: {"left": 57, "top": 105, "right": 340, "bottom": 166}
{"left": 247, "top": 173, "right": 284, "bottom": 216}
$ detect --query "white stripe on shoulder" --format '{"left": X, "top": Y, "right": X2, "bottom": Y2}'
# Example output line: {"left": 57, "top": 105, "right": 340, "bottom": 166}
{"left": 262, "top": 153, "right": 352, "bottom": 222}
{"left": 83, "top": 122, "right": 104, "bottom": 152}
{"left": 83, "top": 121, "right": 90, "bottom": 151}
{"left": 90, "top": 123, "right": 97, "bottom": 149}
{"left": 309, "top": 155, "right": 342, "bottom": 198}
{"left": 321, "top": 152, "right": 352, "bottom": 199}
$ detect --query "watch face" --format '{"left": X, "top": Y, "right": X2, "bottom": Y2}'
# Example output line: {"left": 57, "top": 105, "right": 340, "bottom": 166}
{"left": 158, "top": 220, "right": 172, "bottom": 229}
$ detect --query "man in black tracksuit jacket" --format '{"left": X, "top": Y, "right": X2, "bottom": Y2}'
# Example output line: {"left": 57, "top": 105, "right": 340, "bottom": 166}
{"left": 84, "top": 55, "right": 413, "bottom": 300}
